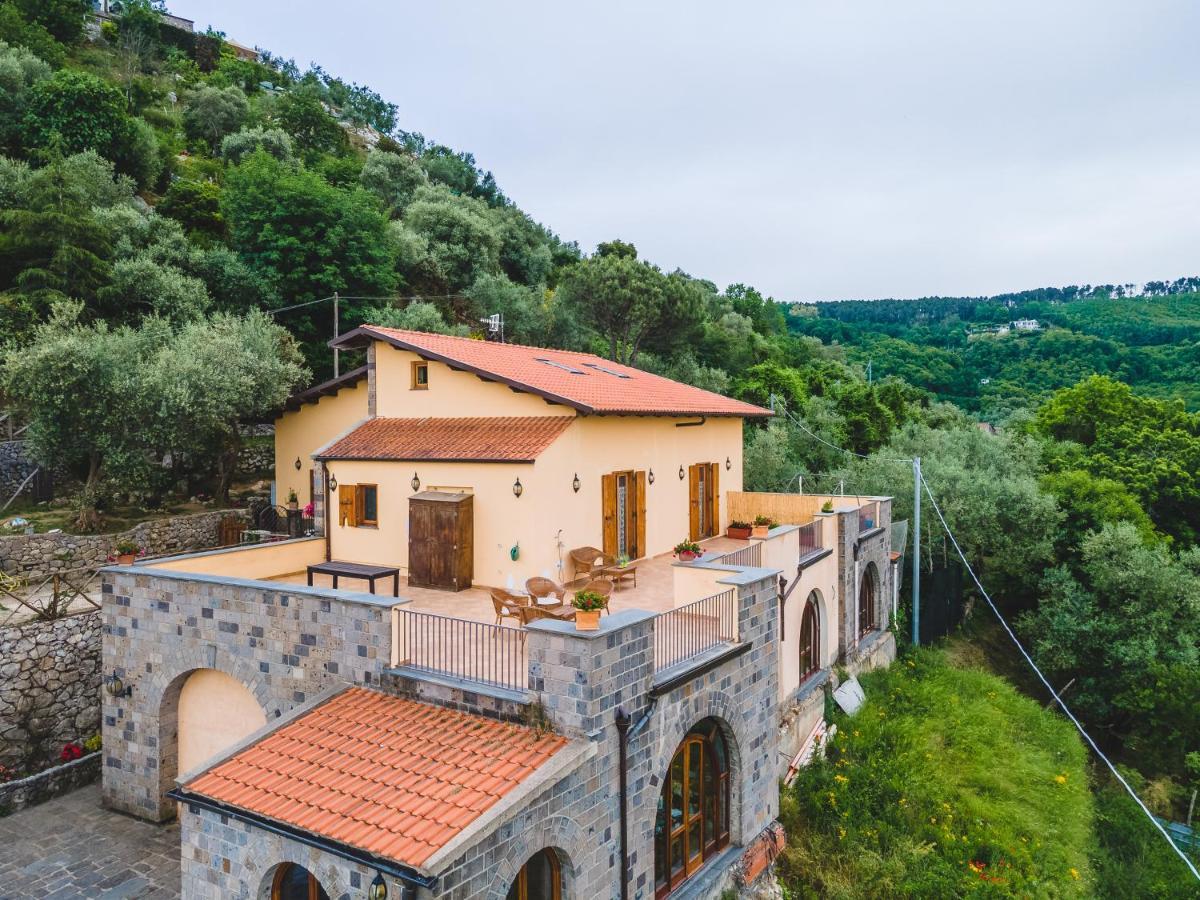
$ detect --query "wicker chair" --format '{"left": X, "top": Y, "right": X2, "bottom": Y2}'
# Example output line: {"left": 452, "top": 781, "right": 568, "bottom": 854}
{"left": 489, "top": 588, "right": 529, "bottom": 626}
{"left": 517, "top": 604, "right": 572, "bottom": 626}
{"left": 569, "top": 546, "right": 614, "bottom": 579}
{"left": 525, "top": 576, "right": 567, "bottom": 606}
{"left": 577, "top": 578, "right": 613, "bottom": 614}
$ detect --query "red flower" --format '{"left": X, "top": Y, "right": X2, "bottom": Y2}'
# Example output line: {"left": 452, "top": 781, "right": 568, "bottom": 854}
{"left": 59, "top": 741, "right": 83, "bottom": 762}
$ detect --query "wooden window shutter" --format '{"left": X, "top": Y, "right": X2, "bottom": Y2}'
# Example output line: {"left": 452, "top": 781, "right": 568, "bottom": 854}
{"left": 635, "top": 470, "right": 647, "bottom": 560}
{"left": 688, "top": 465, "right": 701, "bottom": 542}
{"left": 708, "top": 462, "right": 720, "bottom": 538}
{"left": 601, "top": 473, "right": 617, "bottom": 557}
{"left": 338, "top": 486, "right": 355, "bottom": 527}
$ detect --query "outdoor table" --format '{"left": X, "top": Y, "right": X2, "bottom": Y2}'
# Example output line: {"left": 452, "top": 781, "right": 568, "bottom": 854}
{"left": 306, "top": 561, "right": 400, "bottom": 596}
{"left": 599, "top": 564, "right": 638, "bottom": 589}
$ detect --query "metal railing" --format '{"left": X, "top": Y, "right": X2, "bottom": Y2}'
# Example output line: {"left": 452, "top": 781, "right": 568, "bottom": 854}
{"left": 654, "top": 589, "right": 738, "bottom": 673}
{"left": 718, "top": 541, "right": 762, "bottom": 568}
{"left": 798, "top": 520, "right": 823, "bottom": 555}
{"left": 390, "top": 608, "right": 528, "bottom": 692}
{"left": 859, "top": 500, "right": 880, "bottom": 532}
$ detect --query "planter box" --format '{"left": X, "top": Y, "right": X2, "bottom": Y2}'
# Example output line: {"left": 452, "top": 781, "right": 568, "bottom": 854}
{"left": 726, "top": 526, "right": 752, "bottom": 540}
{"left": 575, "top": 609, "right": 601, "bottom": 631}
{"left": 751, "top": 525, "right": 770, "bottom": 538}
{"left": 0, "top": 751, "right": 101, "bottom": 816}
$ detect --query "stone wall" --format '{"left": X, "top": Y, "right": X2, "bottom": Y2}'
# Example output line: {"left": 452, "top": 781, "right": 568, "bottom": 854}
{"left": 101, "top": 567, "right": 398, "bottom": 821}
{"left": 0, "top": 440, "right": 41, "bottom": 501}
{"left": 0, "top": 612, "right": 102, "bottom": 771}
{"left": 834, "top": 500, "right": 894, "bottom": 663}
{"left": 0, "top": 751, "right": 100, "bottom": 815}
{"left": 176, "top": 571, "right": 783, "bottom": 899}
{"left": 0, "top": 509, "right": 250, "bottom": 579}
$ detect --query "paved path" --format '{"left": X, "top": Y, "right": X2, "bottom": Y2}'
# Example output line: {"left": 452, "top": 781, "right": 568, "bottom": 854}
{"left": 0, "top": 784, "right": 179, "bottom": 899}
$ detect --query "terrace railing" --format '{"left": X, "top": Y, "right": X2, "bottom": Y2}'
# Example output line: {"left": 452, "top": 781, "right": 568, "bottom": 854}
{"left": 859, "top": 500, "right": 880, "bottom": 533}
{"left": 718, "top": 541, "right": 762, "bottom": 568}
{"left": 653, "top": 589, "right": 738, "bottom": 673}
{"left": 797, "top": 520, "right": 823, "bottom": 556}
{"left": 390, "top": 608, "right": 528, "bottom": 692}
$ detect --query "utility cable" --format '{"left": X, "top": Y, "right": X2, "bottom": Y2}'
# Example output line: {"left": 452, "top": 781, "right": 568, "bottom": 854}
{"left": 920, "top": 474, "right": 1200, "bottom": 881}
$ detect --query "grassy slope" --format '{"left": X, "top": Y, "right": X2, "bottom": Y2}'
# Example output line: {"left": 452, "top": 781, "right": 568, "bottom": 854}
{"left": 778, "top": 648, "right": 1094, "bottom": 898}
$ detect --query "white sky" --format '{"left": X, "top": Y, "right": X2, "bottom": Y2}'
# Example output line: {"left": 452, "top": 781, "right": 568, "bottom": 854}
{"left": 170, "top": 0, "right": 1200, "bottom": 301}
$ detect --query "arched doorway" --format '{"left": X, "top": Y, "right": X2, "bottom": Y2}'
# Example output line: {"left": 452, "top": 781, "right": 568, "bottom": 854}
{"left": 654, "top": 718, "right": 730, "bottom": 897}
{"left": 271, "top": 863, "right": 329, "bottom": 900}
{"left": 177, "top": 669, "right": 266, "bottom": 775}
{"left": 799, "top": 591, "right": 820, "bottom": 681}
{"left": 506, "top": 848, "right": 562, "bottom": 900}
{"left": 858, "top": 564, "right": 877, "bottom": 637}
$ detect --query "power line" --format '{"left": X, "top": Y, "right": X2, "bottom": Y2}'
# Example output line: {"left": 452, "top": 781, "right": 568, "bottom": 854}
{"left": 920, "top": 474, "right": 1200, "bottom": 881}
{"left": 768, "top": 394, "right": 913, "bottom": 464}
{"left": 265, "top": 293, "right": 469, "bottom": 316}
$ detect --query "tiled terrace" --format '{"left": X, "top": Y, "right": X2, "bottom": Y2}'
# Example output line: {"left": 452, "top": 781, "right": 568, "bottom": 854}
{"left": 266, "top": 535, "right": 742, "bottom": 623}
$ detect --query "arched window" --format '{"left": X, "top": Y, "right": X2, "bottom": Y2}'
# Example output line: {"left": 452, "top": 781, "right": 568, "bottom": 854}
{"left": 506, "top": 848, "right": 561, "bottom": 900}
{"left": 858, "top": 567, "right": 877, "bottom": 637}
{"left": 799, "top": 592, "right": 820, "bottom": 680}
{"left": 272, "top": 864, "right": 329, "bottom": 900}
{"left": 654, "top": 718, "right": 730, "bottom": 898}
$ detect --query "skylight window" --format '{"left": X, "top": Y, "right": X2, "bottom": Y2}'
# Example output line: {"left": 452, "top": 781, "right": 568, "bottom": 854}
{"left": 536, "top": 357, "right": 586, "bottom": 375}
{"left": 583, "top": 362, "right": 632, "bottom": 379}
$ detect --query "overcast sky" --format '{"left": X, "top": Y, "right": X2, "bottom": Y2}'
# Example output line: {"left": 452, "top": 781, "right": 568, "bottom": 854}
{"left": 172, "top": 1, "right": 1200, "bottom": 301}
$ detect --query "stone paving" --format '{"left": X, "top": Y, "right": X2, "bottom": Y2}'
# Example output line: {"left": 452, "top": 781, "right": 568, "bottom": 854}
{"left": 0, "top": 784, "right": 179, "bottom": 899}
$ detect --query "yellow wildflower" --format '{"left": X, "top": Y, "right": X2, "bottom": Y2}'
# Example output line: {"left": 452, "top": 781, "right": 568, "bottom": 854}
{"left": 1069, "top": 868, "right": 1080, "bottom": 880}
{"left": 834, "top": 774, "right": 848, "bottom": 784}
{"left": 1055, "top": 774, "right": 1068, "bottom": 785}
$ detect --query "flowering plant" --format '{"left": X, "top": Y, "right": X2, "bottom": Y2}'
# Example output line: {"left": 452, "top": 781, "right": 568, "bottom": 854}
{"left": 572, "top": 590, "right": 607, "bottom": 612}
{"left": 59, "top": 741, "right": 84, "bottom": 763}
{"left": 673, "top": 540, "right": 702, "bottom": 557}
{"left": 303, "top": 502, "right": 314, "bottom": 517}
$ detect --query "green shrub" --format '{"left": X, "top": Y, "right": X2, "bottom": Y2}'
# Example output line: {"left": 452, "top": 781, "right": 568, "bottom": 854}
{"left": 779, "top": 650, "right": 1094, "bottom": 898}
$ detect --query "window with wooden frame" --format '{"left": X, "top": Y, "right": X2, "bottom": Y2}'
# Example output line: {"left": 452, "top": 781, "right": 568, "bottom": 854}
{"left": 411, "top": 360, "right": 429, "bottom": 389}
{"left": 858, "top": 567, "right": 877, "bottom": 637}
{"left": 505, "top": 848, "right": 562, "bottom": 900}
{"left": 337, "top": 483, "right": 378, "bottom": 527}
{"left": 799, "top": 592, "right": 820, "bottom": 680}
{"left": 687, "top": 462, "right": 720, "bottom": 542}
{"left": 272, "top": 864, "right": 329, "bottom": 900}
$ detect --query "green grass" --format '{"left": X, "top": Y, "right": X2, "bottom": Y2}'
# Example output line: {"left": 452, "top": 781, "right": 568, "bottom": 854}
{"left": 778, "top": 648, "right": 1094, "bottom": 898}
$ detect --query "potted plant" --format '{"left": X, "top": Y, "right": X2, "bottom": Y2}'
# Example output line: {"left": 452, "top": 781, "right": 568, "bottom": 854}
{"left": 726, "top": 519, "right": 753, "bottom": 540}
{"left": 751, "top": 515, "right": 774, "bottom": 538}
{"left": 572, "top": 590, "right": 606, "bottom": 631}
{"left": 286, "top": 489, "right": 298, "bottom": 510}
{"left": 821, "top": 500, "right": 834, "bottom": 513}
{"left": 673, "top": 539, "right": 702, "bottom": 562}
{"left": 113, "top": 539, "right": 139, "bottom": 565}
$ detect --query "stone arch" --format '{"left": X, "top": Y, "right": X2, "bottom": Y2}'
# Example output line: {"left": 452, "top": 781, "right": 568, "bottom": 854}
{"left": 257, "top": 858, "right": 343, "bottom": 900}
{"left": 859, "top": 560, "right": 881, "bottom": 636}
{"left": 488, "top": 829, "right": 579, "bottom": 900}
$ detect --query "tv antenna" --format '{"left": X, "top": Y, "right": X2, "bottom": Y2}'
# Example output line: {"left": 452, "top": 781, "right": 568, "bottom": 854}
{"left": 480, "top": 313, "right": 505, "bottom": 343}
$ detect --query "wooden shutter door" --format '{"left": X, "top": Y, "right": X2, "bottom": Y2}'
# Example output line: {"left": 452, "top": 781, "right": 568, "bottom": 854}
{"left": 708, "top": 463, "right": 720, "bottom": 538}
{"left": 688, "top": 465, "right": 701, "bottom": 542}
{"left": 601, "top": 473, "right": 617, "bottom": 557}
{"left": 635, "top": 470, "right": 647, "bottom": 559}
{"left": 338, "top": 487, "right": 355, "bottom": 527}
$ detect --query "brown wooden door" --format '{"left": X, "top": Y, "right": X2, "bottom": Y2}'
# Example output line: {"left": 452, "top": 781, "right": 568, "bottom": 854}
{"left": 688, "top": 463, "right": 718, "bottom": 541}
{"left": 603, "top": 471, "right": 642, "bottom": 560}
{"left": 409, "top": 495, "right": 466, "bottom": 590}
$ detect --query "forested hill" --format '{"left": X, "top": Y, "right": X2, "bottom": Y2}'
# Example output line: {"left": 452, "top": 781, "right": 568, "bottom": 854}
{"left": 787, "top": 286, "right": 1200, "bottom": 415}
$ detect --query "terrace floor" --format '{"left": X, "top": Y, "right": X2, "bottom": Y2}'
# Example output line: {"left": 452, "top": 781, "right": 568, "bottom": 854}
{"left": 268, "top": 535, "right": 741, "bottom": 624}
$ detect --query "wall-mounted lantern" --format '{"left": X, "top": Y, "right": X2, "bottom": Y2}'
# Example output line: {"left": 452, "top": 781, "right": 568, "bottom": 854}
{"left": 726, "top": 456, "right": 732, "bottom": 471}
{"left": 678, "top": 465, "right": 685, "bottom": 481}
{"left": 294, "top": 456, "right": 302, "bottom": 471}
{"left": 329, "top": 474, "right": 338, "bottom": 493}
{"left": 513, "top": 477, "right": 524, "bottom": 498}
{"left": 411, "top": 472, "right": 421, "bottom": 493}
{"left": 368, "top": 872, "right": 388, "bottom": 900}
{"left": 648, "top": 469, "right": 655, "bottom": 485}
{"left": 572, "top": 473, "right": 581, "bottom": 493}
{"left": 104, "top": 669, "right": 132, "bottom": 699}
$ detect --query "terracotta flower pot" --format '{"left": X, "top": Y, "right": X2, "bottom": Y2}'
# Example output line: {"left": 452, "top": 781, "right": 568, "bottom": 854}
{"left": 677, "top": 550, "right": 698, "bottom": 562}
{"left": 751, "top": 525, "right": 770, "bottom": 538}
{"left": 116, "top": 553, "right": 136, "bottom": 565}
{"left": 727, "top": 526, "right": 752, "bottom": 540}
{"left": 575, "top": 609, "right": 601, "bottom": 631}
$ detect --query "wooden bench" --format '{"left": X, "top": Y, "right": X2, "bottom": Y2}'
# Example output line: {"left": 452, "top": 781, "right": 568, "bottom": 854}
{"left": 306, "top": 561, "right": 400, "bottom": 596}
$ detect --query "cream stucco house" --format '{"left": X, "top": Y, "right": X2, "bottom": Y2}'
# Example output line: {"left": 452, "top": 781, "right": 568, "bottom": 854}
{"left": 274, "top": 327, "right": 772, "bottom": 589}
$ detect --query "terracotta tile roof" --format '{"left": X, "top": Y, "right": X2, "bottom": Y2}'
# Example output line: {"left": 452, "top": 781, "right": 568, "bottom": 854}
{"left": 183, "top": 688, "right": 570, "bottom": 870}
{"left": 281, "top": 366, "right": 368, "bottom": 413}
{"left": 315, "top": 416, "right": 575, "bottom": 462}
{"left": 332, "top": 326, "right": 773, "bottom": 418}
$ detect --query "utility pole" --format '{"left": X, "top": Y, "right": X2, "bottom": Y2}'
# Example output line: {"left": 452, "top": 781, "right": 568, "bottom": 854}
{"left": 332, "top": 291, "right": 340, "bottom": 378}
{"left": 912, "top": 456, "right": 921, "bottom": 647}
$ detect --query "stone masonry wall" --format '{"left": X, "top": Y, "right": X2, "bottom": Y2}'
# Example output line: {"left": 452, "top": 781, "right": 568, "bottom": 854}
{"left": 176, "top": 572, "right": 782, "bottom": 900}
{"left": 0, "top": 612, "right": 102, "bottom": 771}
{"left": 101, "top": 568, "right": 397, "bottom": 821}
{"left": 834, "top": 499, "right": 893, "bottom": 663}
{"left": 0, "top": 509, "right": 249, "bottom": 580}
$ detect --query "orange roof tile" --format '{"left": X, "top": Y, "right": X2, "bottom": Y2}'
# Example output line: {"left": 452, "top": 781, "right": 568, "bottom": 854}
{"left": 333, "top": 326, "right": 773, "bottom": 418}
{"left": 315, "top": 416, "right": 575, "bottom": 462}
{"left": 183, "top": 688, "right": 570, "bottom": 870}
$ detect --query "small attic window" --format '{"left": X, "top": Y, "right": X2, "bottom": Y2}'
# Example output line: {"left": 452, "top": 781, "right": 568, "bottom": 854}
{"left": 583, "top": 362, "right": 632, "bottom": 379}
{"left": 535, "top": 357, "right": 585, "bottom": 375}
{"left": 411, "top": 361, "right": 429, "bottom": 389}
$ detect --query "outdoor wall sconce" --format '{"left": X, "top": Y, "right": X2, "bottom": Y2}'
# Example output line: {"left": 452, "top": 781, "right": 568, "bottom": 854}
{"left": 648, "top": 469, "right": 655, "bottom": 485}
{"left": 411, "top": 472, "right": 421, "bottom": 492}
{"left": 104, "top": 669, "right": 132, "bottom": 699}
{"left": 294, "top": 456, "right": 302, "bottom": 471}
{"left": 726, "top": 456, "right": 732, "bottom": 470}
{"left": 368, "top": 872, "right": 388, "bottom": 900}
{"left": 513, "top": 477, "right": 524, "bottom": 498}
{"left": 678, "top": 465, "right": 685, "bottom": 480}
{"left": 572, "top": 473, "right": 581, "bottom": 493}
{"left": 328, "top": 474, "right": 338, "bottom": 493}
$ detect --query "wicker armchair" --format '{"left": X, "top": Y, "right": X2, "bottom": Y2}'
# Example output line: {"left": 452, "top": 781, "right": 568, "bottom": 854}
{"left": 525, "top": 577, "right": 567, "bottom": 606}
{"left": 517, "top": 604, "right": 571, "bottom": 626}
{"left": 490, "top": 588, "right": 529, "bottom": 626}
{"left": 576, "top": 578, "right": 613, "bottom": 614}
{"left": 569, "top": 546, "right": 614, "bottom": 579}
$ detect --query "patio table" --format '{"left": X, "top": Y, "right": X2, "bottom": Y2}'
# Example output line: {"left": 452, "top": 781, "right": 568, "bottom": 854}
{"left": 599, "top": 564, "right": 638, "bottom": 589}
{"left": 306, "top": 561, "right": 400, "bottom": 596}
